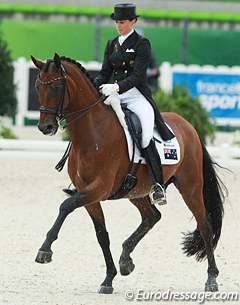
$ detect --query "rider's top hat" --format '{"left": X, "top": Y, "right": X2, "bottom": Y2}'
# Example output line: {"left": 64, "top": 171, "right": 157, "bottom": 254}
{"left": 111, "top": 3, "right": 140, "bottom": 21}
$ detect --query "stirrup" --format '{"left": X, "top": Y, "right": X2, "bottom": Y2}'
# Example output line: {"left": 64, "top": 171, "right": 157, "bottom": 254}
{"left": 149, "top": 183, "right": 167, "bottom": 205}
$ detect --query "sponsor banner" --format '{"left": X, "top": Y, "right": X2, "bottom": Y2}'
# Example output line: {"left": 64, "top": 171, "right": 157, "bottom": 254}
{"left": 172, "top": 72, "right": 240, "bottom": 122}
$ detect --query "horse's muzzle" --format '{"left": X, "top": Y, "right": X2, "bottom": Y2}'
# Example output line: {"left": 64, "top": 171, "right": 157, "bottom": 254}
{"left": 38, "top": 120, "right": 59, "bottom": 135}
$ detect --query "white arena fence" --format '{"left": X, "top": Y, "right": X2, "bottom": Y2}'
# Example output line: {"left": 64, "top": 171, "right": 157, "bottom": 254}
{"left": 0, "top": 139, "right": 239, "bottom": 167}
{"left": 0, "top": 139, "right": 66, "bottom": 161}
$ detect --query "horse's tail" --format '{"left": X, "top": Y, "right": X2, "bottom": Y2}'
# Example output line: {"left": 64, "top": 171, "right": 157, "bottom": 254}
{"left": 182, "top": 139, "right": 227, "bottom": 261}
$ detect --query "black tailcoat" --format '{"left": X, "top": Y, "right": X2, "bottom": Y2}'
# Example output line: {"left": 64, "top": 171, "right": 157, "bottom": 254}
{"left": 94, "top": 30, "right": 174, "bottom": 141}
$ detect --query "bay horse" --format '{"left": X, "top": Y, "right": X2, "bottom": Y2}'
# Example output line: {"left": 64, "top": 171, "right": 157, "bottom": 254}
{"left": 31, "top": 53, "right": 227, "bottom": 294}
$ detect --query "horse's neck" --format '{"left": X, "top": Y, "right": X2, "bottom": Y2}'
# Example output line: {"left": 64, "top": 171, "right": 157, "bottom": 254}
{"left": 67, "top": 100, "right": 122, "bottom": 149}
{"left": 65, "top": 69, "right": 123, "bottom": 148}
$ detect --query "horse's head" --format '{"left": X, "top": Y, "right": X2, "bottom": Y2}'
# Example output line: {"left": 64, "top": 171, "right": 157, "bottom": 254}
{"left": 31, "top": 53, "right": 68, "bottom": 135}
{"left": 32, "top": 53, "right": 102, "bottom": 136}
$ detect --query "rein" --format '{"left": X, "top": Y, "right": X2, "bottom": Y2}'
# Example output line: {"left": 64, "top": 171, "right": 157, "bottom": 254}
{"left": 38, "top": 64, "right": 104, "bottom": 128}
{"left": 63, "top": 97, "right": 105, "bottom": 129}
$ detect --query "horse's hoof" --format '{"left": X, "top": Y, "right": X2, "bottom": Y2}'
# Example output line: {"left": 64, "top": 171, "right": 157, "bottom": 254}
{"left": 35, "top": 250, "right": 53, "bottom": 264}
{"left": 98, "top": 285, "right": 114, "bottom": 294}
{"left": 205, "top": 281, "right": 218, "bottom": 292}
{"left": 119, "top": 259, "right": 135, "bottom": 276}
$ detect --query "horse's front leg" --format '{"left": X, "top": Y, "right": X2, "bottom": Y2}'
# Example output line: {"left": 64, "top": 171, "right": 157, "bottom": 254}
{"left": 85, "top": 204, "right": 117, "bottom": 294}
{"left": 119, "top": 197, "right": 161, "bottom": 276}
{"left": 35, "top": 190, "right": 91, "bottom": 263}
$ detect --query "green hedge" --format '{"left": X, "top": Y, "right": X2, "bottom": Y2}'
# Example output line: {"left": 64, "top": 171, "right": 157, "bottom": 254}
{"left": 1, "top": 20, "right": 97, "bottom": 61}
{"left": 1, "top": 3, "right": 240, "bottom": 23}
{"left": 154, "top": 86, "right": 216, "bottom": 143}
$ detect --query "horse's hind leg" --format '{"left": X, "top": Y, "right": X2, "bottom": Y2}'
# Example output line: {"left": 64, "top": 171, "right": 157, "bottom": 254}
{"left": 85, "top": 203, "right": 117, "bottom": 294}
{"left": 202, "top": 214, "right": 219, "bottom": 292}
{"left": 179, "top": 180, "right": 219, "bottom": 291}
{"left": 119, "top": 196, "right": 161, "bottom": 276}
{"left": 194, "top": 210, "right": 219, "bottom": 291}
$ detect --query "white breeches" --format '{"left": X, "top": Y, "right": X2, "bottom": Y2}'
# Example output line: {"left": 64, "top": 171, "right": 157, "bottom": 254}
{"left": 111, "top": 87, "right": 154, "bottom": 148}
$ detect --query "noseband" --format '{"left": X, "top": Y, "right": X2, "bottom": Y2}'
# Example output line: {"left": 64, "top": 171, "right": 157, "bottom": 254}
{"left": 38, "top": 63, "right": 104, "bottom": 128}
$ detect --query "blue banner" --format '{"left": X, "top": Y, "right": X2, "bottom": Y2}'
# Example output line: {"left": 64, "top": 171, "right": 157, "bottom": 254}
{"left": 172, "top": 72, "right": 240, "bottom": 120}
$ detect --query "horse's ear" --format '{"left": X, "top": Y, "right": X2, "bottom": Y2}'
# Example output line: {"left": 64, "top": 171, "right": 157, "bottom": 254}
{"left": 31, "top": 55, "right": 44, "bottom": 70}
{"left": 53, "top": 53, "right": 61, "bottom": 69}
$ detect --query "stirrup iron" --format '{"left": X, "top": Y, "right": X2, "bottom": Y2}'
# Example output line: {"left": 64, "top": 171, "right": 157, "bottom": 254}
{"left": 149, "top": 183, "right": 167, "bottom": 205}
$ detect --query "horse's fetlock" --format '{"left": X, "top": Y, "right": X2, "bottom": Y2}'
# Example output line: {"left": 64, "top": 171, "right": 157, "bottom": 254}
{"left": 46, "top": 232, "right": 57, "bottom": 243}
{"left": 122, "top": 240, "right": 134, "bottom": 254}
{"left": 208, "top": 266, "right": 219, "bottom": 277}
{"left": 109, "top": 267, "right": 117, "bottom": 278}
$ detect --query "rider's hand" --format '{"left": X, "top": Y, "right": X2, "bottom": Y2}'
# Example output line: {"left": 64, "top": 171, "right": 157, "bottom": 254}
{"left": 100, "top": 83, "right": 119, "bottom": 96}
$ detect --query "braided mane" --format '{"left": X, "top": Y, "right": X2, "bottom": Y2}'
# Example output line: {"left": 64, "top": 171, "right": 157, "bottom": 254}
{"left": 60, "top": 56, "right": 97, "bottom": 89}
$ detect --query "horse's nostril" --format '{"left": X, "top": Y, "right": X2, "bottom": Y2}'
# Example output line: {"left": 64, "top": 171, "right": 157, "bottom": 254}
{"left": 38, "top": 122, "right": 54, "bottom": 135}
{"left": 46, "top": 124, "right": 53, "bottom": 131}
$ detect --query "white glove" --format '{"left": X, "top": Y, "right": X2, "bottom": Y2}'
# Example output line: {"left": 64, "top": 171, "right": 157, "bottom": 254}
{"left": 100, "top": 83, "right": 119, "bottom": 96}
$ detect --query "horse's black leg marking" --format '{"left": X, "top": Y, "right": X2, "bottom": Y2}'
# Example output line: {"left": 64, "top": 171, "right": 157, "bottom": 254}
{"left": 204, "top": 214, "right": 219, "bottom": 292}
{"left": 89, "top": 216, "right": 117, "bottom": 294}
{"left": 183, "top": 212, "right": 219, "bottom": 291}
{"left": 119, "top": 200, "right": 161, "bottom": 276}
{"left": 35, "top": 192, "right": 85, "bottom": 263}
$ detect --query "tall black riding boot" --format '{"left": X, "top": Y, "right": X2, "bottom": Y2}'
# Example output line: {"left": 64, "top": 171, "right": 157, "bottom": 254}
{"left": 142, "top": 139, "right": 167, "bottom": 205}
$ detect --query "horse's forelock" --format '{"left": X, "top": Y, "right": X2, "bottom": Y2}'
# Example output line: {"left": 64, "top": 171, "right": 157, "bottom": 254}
{"left": 43, "top": 59, "right": 53, "bottom": 73}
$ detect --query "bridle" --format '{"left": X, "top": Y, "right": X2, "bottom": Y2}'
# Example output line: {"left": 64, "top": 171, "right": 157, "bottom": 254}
{"left": 38, "top": 64, "right": 67, "bottom": 122}
{"left": 38, "top": 63, "right": 104, "bottom": 129}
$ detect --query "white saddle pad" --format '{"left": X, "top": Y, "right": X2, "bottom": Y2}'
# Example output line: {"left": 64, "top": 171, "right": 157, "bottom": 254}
{"left": 124, "top": 124, "right": 180, "bottom": 165}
